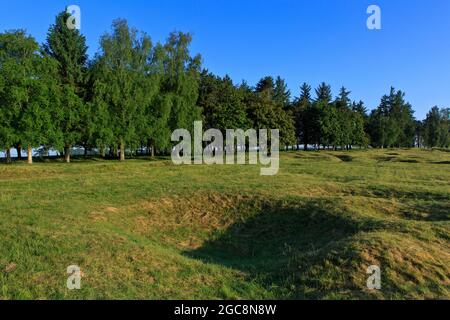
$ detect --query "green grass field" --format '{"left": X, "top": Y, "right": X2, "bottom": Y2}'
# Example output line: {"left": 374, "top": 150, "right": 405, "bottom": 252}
{"left": 0, "top": 148, "right": 449, "bottom": 299}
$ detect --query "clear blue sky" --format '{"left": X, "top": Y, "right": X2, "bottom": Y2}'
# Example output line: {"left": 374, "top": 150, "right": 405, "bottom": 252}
{"left": 1, "top": 0, "right": 449, "bottom": 119}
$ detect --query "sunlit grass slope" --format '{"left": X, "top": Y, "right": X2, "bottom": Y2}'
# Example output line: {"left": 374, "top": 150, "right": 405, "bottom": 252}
{"left": 0, "top": 149, "right": 449, "bottom": 299}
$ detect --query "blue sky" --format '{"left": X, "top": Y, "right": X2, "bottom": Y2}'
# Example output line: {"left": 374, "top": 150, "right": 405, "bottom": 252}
{"left": 1, "top": 0, "right": 449, "bottom": 119}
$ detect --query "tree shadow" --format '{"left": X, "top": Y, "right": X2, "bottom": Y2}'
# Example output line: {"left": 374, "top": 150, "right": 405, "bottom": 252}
{"left": 184, "top": 198, "right": 378, "bottom": 299}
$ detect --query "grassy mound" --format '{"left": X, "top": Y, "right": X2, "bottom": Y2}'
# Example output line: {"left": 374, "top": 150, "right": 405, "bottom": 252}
{"left": 0, "top": 149, "right": 448, "bottom": 299}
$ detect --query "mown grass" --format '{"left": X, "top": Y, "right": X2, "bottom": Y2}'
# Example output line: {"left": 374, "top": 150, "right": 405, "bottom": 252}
{"left": 0, "top": 148, "right": 449, "bottom": 299}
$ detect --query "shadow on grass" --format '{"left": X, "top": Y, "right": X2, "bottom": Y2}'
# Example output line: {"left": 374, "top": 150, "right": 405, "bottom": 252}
{"left": 357, "top": 185, "right": 450, "bottom": 202}
{"left": 400, "top": 202, "right": 450, "bottom": 222}
{"left": 343, "top": 185, "right": 450, "bottom": 222}
{"left": 397, "top": 159, "right": 419, "bottom": 163}
{"left": 374, "top": 156, "right": 396, "bottom": 162}
{"left": 0, "top": 155, "right": 172, "bottom": 164}
{"left": 431, "top": 161, "right": 450, "bottom": 165}
{"left": 334, "top": 154, "right": 353, "bottom": 162}
{"left": 184, "top": 198, "right": 375, "bottom": 299}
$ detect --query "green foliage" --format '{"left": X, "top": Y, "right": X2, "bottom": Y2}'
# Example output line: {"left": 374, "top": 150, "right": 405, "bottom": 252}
{"left": 43, "top": 11, "right": 88, "bottom": 90}
{"left": 292, "top": 83, "right": 312, "bottom": 149}
{"left": 43, "top": 10, "right": 88, "bottom": 151}
{"left": 250, "top": 76, "right": 296, "bottom": 147}
{"left": 162, "top": 32, "right": 202, "bottom": 139}
{"left": 0, "top": 30, "right": 29, "bottom": 149}
{"left": 0, "top": 30, "right": 59, "bottom": 152}
{"left": 289, "top": 84, "right": 369, "bottom": 150}
{"left": 0, "top": 10, "right": 448, "bottom": 163}
{"left": 138, "top": 43, "right": 170, "bottom": 153}
{"left": 93, "top": 19, "right": 155, "bottom": 157}
{"left": 368, "top": 88, "right": 416, "bottom": 148}
{"left": 314, "top": 82, "right": 332, "bottom": 104}
{"left": 273, "top": 76, "right": 291, "bottom": 108}
{"left": 423, "top": 106, "right": 449, "bottom": 148}
{"left": 86, "top": 60, "right": 114, "bottom": 152}
{"left": 198, "top": 71, "right": 250, "bottom": 131}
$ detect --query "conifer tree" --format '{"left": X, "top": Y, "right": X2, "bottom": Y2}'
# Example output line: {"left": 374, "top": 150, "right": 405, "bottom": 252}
{"left": 43, "top": 10, "right": 88, "bottom": 162}
{"left": 292, "top": 83, "right": 312, "bottom": 150}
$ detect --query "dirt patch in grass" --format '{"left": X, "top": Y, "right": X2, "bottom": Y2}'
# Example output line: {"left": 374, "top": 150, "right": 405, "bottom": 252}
{"left": 134, "top": 192, "right": 240, "bottom": 230}
{"left": 105, "top": 207, "right": 119, "bottom": 213}
{"left": 3, "top": 263, "right": 17, "bottom": 273}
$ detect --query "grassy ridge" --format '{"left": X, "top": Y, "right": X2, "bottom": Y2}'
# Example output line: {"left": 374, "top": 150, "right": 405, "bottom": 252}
{"left": 0, "top": 149, "right": 449, "bottom": 299}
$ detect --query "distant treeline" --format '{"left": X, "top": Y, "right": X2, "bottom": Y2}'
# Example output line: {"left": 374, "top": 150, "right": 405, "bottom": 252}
{"left": 0, "top": 10, "right": 449, "bottom": 163}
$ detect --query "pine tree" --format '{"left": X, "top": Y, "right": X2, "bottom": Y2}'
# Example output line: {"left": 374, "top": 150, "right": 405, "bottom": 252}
{"left": 43, "top": 10, "right": 88, "bottom": 162}
{"left": 311, "top": 82, "right": 333, "bottom": 149}
{"left": 255, "top": 76, "right": 275, "bottom": 97}
{"left": 368, "top": 87, "right": 415, "bottom": 148}
{"left": 273, "top": 76, "right": 291, "bottom": 109}
{"left": 292, "top": 83, "right": 312, "bottom": 150}
{"left": 314, "top": 82, "right": 332, "bottom": 104}
{"left": 335, "top": 87, "right": 352, "bottom": 149}
{"left": 336, "top": 86, "right": 351, "bottom": 108}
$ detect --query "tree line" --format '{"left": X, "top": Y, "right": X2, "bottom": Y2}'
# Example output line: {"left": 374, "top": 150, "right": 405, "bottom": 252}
{"left": 1, "top": 10, "right": 449, "bottom": 164}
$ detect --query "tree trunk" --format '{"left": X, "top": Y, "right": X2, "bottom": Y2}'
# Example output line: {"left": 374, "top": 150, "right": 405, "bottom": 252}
{"left": 27, "top": 145, "right": 33, "bottom": 164}
{"left": 119, "top": 140, "right": 125, "bottom": 161}
{"left": 146, "top": 141, "right": 151, "bottom": 156}
{"left": 5, "top": 149, "right": 11, "bottom": 164}
{"left": 17, "top": 145, "right": 22, "bottom": 160}
{"left": 64, "top": 145, "right": 71, "bottom": 163}
{"left": 151, "top": 140, "right": 155, "bottom": 158}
